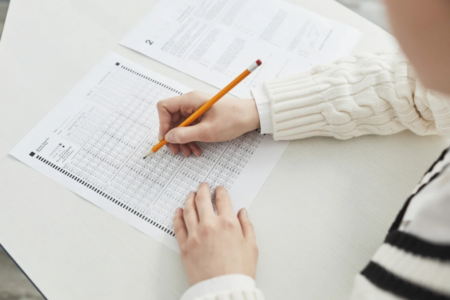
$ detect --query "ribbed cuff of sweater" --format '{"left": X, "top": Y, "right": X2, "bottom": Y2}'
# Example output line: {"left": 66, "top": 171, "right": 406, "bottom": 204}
{"left": 262, "top": 69, "right": 366, "bottom": 141}
{"left": 264, "top": 71, "right": 355, "bottom": 140}
{"left": 180, "top": 274, "right": 264, "bottom": 300}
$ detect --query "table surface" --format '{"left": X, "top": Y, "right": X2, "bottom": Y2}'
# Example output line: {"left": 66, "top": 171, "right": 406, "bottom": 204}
{"left": 1, "top": 0, "right": 449, "bottom": 299}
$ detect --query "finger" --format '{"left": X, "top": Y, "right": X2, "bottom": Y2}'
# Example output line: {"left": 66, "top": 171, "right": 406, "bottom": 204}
{"left": 238, "top": 208, "right": 256, "bottom": 243}
{"left": 171, "top": 112, "right": 181, "bottom": 125}
{"left": 187, "top": 142, "right": 202, "bottom": 157}
{"left": 173, "top": 208, "right": 188, "bottom": 245}
{"left": 165, "top": 122, "right": 212, "bottom": 144}
{"left": 157, "top": 98, "right": 179, "bottom": 141}
{"left": 158, "top": 91, "right": 211, "bottom": 141}
{"left": 166, "top": 143, "right": 180, "bottom": 155}
{"left": 195, "top": 182, "right": 215, "bottom": 221}
{"left": 159, "top": 91, "right": 207, "bottom": 118}
{"left": 215, "top": 186, "right": 234, "bottom": 217}
{"left": 179, "top": 144, "right": 192, "bottom": 158}
{"left": 184, "top": 192, "right": 199, "bottom": 233}
{"left": 157, "top": 94, "right": 196, "bottom": 140}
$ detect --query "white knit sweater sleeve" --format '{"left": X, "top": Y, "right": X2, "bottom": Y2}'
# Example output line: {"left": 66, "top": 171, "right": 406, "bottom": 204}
{"left": 180, "top": 275, "right": 265, "bottom": 300}
{"left": 255, "top": 52, "right": 450, "bottom": 141}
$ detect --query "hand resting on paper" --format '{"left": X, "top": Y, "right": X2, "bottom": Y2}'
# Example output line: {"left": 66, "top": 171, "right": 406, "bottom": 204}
{"left": 157, "top": 91, "right": 260, "bottom": 157}
{"left": 174, "top": 183, "right": 258, "bottom": 286}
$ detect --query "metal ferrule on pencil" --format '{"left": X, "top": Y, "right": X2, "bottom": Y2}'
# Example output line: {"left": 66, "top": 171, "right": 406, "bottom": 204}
{"left": 248, "top": 59, "right": 262, "bottom": 73}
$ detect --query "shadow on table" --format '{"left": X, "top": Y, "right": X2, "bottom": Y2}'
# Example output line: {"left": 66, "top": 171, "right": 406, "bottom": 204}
{"left": 0, "top": 245, "right": 46, "bottom": 300}
{"left": 0, "top": 0, "right": 10, "bottom": 40}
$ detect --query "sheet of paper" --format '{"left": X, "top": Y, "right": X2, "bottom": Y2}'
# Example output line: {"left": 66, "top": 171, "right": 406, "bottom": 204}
{"left": 10, "top": 53, "right": 289, "bottom": 252}
{"left": 120, "top": 0, "right": 361, "bottom": 98}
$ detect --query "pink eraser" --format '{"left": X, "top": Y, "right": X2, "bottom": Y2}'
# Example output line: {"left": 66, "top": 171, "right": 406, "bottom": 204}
{"left": 256, "top": 59, "right": 262, "bottom": 66}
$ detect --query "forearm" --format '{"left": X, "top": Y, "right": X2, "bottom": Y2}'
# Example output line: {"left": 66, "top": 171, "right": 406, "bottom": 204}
{"left": 252, "top": 52, "right": 450, "bottom": 141}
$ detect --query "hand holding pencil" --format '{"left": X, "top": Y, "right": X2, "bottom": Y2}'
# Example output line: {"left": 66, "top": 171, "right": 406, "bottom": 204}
{"left": 146, "top": 60, "right": 262, "bottom": 158}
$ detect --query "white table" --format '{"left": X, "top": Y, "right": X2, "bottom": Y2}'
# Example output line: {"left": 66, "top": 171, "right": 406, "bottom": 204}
{"left": 1, "top": 1, "right": 448, "bottom": 299}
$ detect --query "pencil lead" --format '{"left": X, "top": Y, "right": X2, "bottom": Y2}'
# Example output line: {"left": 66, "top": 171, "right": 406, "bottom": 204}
{"left": 143, "top": 152, "right": 154, "bottom": 159}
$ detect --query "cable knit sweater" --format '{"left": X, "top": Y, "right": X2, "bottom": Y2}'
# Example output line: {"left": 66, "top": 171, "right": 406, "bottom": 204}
{"left": 180, "top": 53, "right": 450, "bottom": 300}
{"left": 254, "top": 52, "right": 450, "bottom": 140}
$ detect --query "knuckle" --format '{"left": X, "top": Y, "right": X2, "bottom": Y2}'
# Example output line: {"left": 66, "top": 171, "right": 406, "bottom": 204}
{"left": 186, "top": 91, "right": 197, "bottom": 99}
{"left": 183, "top": 205, "right": 193, "bottom": 216}
{"left": 156, "top": 100, "right": 164, "bottom": 110}
{"left": 193, "top": 196, "right": 202, "bottom": 207}
{"left": 200, "top": 222, "right": 215, "bottom": 235}
{"left": 186, "top": 107, "right": 195, "bottom": 115}
{"left": 192, "top": 90, "right": 202, "bottom": 97}
{"left": 180, "top": 244, "right": 190, "bottom": 257}
{"left": 222, "top": 217, "right": 236, "bottom": 229}
{"left": 188, "top": 234, "right": 200, "bottom": 247}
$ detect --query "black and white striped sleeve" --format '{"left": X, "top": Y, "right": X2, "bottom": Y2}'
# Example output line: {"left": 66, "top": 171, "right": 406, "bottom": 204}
{"left": 351, "top": 147, "right": 450, "bottom": 300}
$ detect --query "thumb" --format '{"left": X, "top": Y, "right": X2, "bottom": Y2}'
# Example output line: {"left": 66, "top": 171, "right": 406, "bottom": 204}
{"left": 238, "top": 208, "right": 256, "bottom": 243}
{"left": 165, "top": 124, "right": 210, "bottom": 144}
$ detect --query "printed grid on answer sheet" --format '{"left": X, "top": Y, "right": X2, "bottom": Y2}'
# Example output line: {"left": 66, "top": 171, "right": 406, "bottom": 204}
{"left": 31, "top": 62, "right": 263, "bottom": 236}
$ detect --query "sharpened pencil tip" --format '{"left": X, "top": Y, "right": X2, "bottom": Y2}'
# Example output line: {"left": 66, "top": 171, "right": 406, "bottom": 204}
{"left": 143, "top": 152, "right": 154, "bottom": 159}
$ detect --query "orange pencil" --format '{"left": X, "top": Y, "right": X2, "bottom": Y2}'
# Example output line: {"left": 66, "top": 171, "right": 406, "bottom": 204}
{"left": 144, "top": 59, "right": 262, "bottom": 159}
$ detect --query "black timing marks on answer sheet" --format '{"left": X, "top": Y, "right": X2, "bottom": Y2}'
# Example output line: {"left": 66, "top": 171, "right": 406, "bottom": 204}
{"left": 31, "top": 153, "right": 175, "bottom": 237}
{"left": 115, "top": 62, "right": 183, "bottom": 96}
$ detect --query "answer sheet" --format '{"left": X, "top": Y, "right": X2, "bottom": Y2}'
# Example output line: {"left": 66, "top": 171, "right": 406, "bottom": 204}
{"left": 10, "top": 53, "right": 289, "bottom": 251}
{"left": 121, "top": 0, "right": 361, "bottom": 98}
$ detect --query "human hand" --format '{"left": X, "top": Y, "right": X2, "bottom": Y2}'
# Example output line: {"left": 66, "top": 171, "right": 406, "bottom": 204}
{"left": 157, "top": 91, "right": 260, "bottom": 157}
{"left": 173, "top": 183, "right": 258, "bottom": 286}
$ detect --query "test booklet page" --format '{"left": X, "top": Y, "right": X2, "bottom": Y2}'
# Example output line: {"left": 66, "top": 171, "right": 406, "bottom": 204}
{"left": 10, "top": 53, "right": 289, "bottom": 252}
{"left": 121, "top": 0, "right": 361, "bottom": 98}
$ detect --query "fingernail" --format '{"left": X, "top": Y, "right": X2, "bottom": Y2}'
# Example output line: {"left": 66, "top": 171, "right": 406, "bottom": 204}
{"left": 188, "top": 191, "right": 195, "bottom": 197}
{"left": 194, "top": 151, "right": 200, "bottom": 157}
{"left": 241, "top": 208, "right": 248, "bottom": 217}
{"left": 158, "top": 134, "right": 163, "bottom": 141}
{"left": 166, "top": 132, "right": 174, "bottom": 143}
{"left": 176, "top": 207, "right": 182, "bottom": 215}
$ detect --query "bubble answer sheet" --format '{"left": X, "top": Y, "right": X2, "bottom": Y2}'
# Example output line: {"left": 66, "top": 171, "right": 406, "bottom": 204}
{"left": 9, "top": 53, "right": 289, "bottom": 252}
{"left": 120, "top": 0, "right": 361, "bottom": 98}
